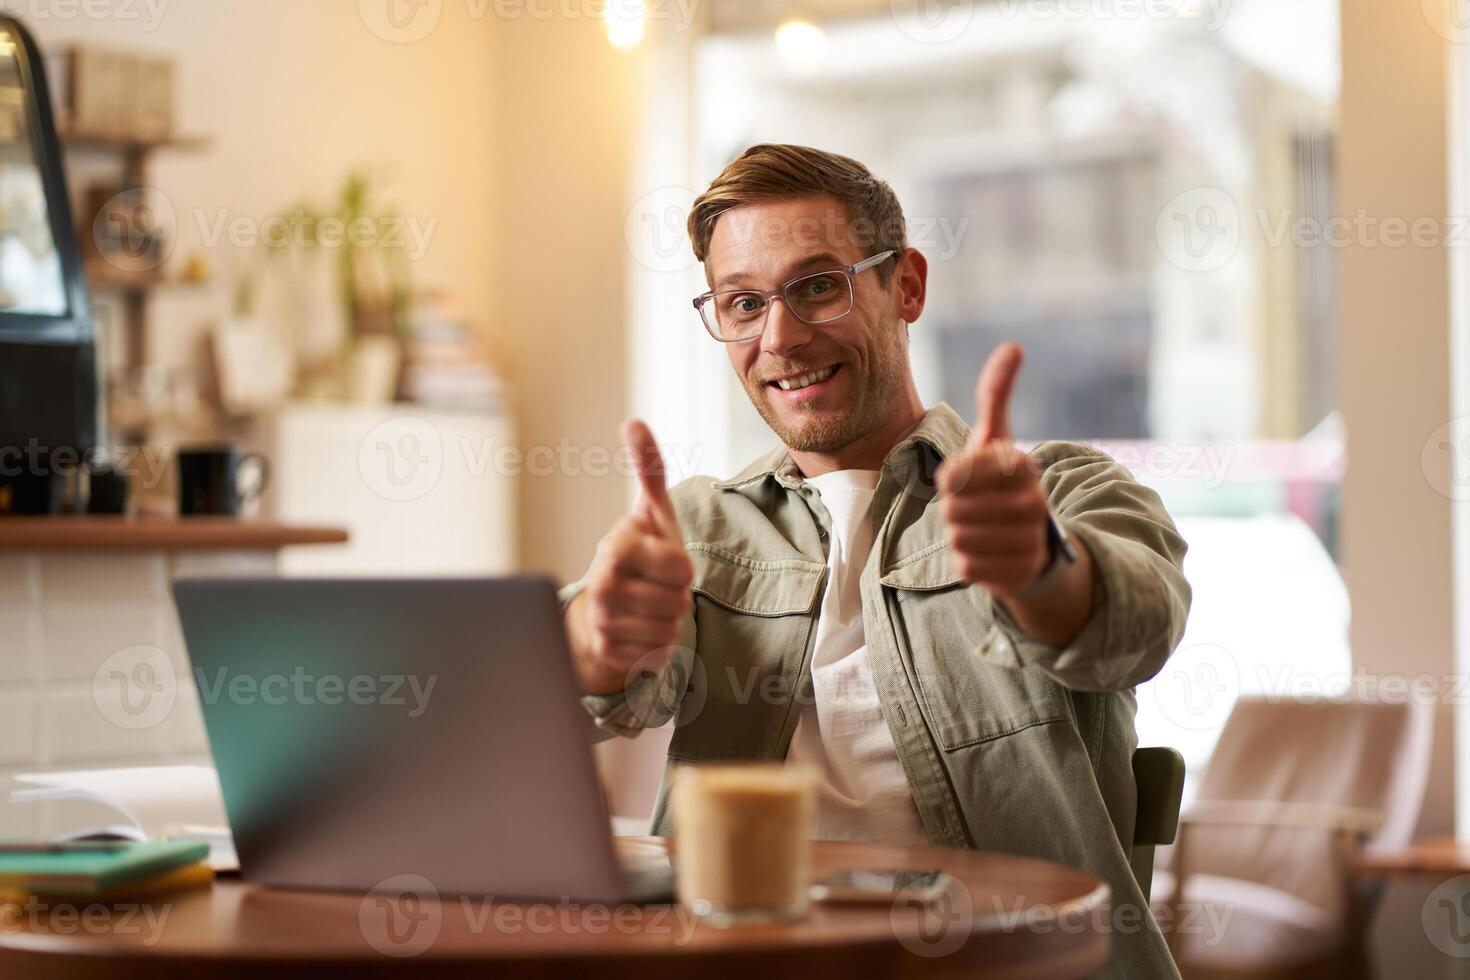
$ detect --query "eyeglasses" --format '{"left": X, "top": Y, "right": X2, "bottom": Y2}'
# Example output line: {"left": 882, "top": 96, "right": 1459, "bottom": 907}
{"left": 692, "top": 250, "right": 897, "bottom": 343}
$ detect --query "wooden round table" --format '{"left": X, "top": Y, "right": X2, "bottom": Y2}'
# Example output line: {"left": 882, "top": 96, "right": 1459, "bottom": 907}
{"left": 0, "top": 838, "right": 1110, "bottom": 979}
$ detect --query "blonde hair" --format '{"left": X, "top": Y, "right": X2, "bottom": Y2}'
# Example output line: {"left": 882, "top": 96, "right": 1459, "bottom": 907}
{"left": 688, "top": 144, "right": 907, "bottom": 281}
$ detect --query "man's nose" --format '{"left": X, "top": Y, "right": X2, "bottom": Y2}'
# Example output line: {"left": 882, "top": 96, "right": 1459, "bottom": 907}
{"left": 760, "top": 299, "right": 816, "bottom": 357}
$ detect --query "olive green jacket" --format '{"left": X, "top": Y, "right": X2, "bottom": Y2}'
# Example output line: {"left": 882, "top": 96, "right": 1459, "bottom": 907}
{"left": 567, "top": 403, "right": 1190, "bottom": 978}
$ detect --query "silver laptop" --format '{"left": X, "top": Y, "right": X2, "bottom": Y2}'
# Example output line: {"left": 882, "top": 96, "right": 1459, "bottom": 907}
{"left": 172, "top": 577, "right": 672, "bottom": 903}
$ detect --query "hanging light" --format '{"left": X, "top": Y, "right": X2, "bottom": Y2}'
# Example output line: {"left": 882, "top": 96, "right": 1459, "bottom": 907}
{"left": 774, "top": 18, "right": 826, "bottom": 64}
{"left": 605, "top": 0, "right": 646, "bottom": 49}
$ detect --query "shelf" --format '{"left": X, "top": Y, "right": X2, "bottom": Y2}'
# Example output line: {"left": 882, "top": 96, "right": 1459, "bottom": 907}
{"left": 0, "top": 516, "right": 349, "bottom": 551}
{"left": 85, "top": 264, "right": 211, "bottom": 294}
{"left": 58, "top": 127, "right": 211, "bottom": 156}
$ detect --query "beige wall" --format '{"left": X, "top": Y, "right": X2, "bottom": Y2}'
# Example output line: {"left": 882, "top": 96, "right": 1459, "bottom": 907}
{"left": 491, "top": 15, "right": 645, "bottom": 581}
{"left": 1338, "top": 0, "right": 1455, "bottom": 972}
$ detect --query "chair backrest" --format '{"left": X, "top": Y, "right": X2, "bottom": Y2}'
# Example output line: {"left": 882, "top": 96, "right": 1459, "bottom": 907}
{"left": 1132, "top": 746, "right": 1186, "bottom": 901}
{"left": 1179, "top": 695, "right": 1433, "bottom": 914}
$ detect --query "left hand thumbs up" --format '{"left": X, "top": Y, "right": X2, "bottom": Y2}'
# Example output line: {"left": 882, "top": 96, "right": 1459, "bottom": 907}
{"left": 938, "top": 342, "right": 1051, "bottom": 597}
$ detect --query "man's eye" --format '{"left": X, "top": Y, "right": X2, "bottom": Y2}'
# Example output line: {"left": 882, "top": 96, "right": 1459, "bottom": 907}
{"left": 726, "top": 295, "right": 763, "bottom": 316}
{"left": 799, "top": 276, "right": 838, "bottom": 298}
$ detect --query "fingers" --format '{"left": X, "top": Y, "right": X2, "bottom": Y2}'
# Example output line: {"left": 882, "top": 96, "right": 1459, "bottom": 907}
{"left": 601, "top": 520, "right": 694, "bottom": 589}
{"left": 946, "top": 524, "right": 1045, "bottom": 558}
{"left": 597, "top": 575, "right": 692, "bottom": 619}
{"left": 622, "top": 418, "right": 678, "bottom": 538}
{"left": 940, "top": 484, "right": 1049, "bottom": 526}
{"left": 971, "top": 341, "right": 1023, "bottom": 449}
{"left": 949, "top": 553, "right": 1045, "bottom": 595}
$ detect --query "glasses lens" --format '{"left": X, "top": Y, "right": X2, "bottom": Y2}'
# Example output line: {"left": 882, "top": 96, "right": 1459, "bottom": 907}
{"left": 784, "top": 272, "right": 853, "bottom": 324}
{"left": 707, "top": 291, "right": 768, "bottom": 341}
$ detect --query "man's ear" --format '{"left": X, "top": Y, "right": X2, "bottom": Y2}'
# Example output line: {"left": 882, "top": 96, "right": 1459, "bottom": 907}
{"left": 893, "top": 248, "right": 927, "bottom": 325}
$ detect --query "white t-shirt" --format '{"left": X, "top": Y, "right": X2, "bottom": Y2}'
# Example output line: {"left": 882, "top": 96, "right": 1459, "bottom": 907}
{"left": 785, "top": 469, "right": 930, "bottom": 845}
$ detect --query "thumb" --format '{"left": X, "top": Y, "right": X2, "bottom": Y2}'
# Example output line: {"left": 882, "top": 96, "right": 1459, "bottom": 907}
{"left": 622, "top": 418, "right": 677, "bottom": 536}
{"left": 971, "top": 341, "right": 1024, "bottom": 448}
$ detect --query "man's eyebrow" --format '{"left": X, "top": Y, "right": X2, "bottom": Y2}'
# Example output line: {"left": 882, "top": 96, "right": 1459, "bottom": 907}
{"left": 713, "top": 252, "right": 847, "bottom": 291}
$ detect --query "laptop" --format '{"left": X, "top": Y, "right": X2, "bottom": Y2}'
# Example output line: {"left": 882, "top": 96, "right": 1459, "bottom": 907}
{"left": 172, "top": 577, "right": 673, "bottom": 903}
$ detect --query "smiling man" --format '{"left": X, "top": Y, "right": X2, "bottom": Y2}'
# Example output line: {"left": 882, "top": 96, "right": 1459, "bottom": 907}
{"left": 563, "top": 144, "right": 1190, "bottom": 978}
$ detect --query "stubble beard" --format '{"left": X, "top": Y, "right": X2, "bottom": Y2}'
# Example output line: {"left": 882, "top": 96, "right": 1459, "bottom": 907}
{"left": 743, "top": 319, "right": 910, "bottom": 455}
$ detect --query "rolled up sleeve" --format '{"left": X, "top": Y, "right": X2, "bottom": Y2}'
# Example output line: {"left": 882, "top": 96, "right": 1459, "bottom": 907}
{"left": 975, "top": 443, "right": 1191, "bottom": 691}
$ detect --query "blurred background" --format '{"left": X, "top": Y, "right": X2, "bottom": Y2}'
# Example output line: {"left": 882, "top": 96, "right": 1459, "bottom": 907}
{"left": 3, "top": 0, "right": 1467, "bottom": 974}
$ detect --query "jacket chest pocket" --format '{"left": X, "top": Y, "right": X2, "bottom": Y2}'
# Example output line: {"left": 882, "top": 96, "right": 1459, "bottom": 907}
{"left": 881, "top": 543, "right": 1071, "bottom": 751}
{"left": 668, "top": 545, "right": 825, "bottom": 762}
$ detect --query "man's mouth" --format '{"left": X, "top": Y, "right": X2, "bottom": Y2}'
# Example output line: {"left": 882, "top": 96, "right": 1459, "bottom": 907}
{"left": 769, "top": 364, "right": 840, "bottom": 392}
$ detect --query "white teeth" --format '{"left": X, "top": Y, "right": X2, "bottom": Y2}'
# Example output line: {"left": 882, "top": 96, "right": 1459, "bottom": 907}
{"left": 776, "top": 365, "right": 838, "bottom": 391}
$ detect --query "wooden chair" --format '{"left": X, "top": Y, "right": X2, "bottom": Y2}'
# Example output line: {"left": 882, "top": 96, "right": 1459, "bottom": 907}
{"left": 1154, "top": 696, "right": 1433, "bottom": 980}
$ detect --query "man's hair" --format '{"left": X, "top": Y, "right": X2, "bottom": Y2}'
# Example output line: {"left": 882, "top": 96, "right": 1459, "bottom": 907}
{"left": 687, "top": 144, "right": 907, "bottom": 282}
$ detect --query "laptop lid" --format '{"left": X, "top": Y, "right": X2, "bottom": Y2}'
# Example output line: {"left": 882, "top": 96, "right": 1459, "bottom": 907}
{"left": 172, "top": 577, "right": 630, "bottom": 902}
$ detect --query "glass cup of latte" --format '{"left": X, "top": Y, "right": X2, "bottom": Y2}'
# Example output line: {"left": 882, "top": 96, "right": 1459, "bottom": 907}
{"left": 670, "top": 763, "right": 818, "bottom": 926}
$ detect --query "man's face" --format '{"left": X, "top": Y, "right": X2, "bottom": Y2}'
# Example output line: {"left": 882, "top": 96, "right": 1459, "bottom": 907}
{"left": 704, "top": 196, "right": 913, "bottom": 455}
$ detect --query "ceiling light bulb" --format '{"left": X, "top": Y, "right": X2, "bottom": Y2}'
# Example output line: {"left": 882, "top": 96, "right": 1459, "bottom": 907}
{"left": 605, "top": 0, "right": 645, "bottom": 49}
{"left": 775, "top": 19, "right": 826, "bottom": 64}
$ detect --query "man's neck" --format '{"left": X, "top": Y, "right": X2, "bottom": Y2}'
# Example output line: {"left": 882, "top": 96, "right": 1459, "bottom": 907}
{"left": 788, "top": 398, "right": 927, "bottom": 478}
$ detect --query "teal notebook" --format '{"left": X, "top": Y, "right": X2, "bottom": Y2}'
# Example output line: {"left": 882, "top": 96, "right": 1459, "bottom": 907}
{"left": 0, "top": 841, "right": 210, "bottom": 897}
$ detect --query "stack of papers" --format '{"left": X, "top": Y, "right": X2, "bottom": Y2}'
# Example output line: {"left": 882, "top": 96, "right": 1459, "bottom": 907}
{"left": 9, "top": 766, "right": 237, "bottom": 871}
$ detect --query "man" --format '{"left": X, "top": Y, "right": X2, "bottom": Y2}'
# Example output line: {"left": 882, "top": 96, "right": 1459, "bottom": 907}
{"left": 563, "top": 144, "right": 1190, "bottom": 977}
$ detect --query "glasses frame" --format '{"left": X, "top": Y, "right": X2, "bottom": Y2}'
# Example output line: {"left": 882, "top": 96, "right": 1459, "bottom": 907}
{"left": 692, "top": 249, "right": 898, "bottom": 343}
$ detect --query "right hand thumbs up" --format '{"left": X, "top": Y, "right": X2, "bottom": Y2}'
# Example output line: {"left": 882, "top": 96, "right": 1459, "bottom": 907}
{"left": 567, "top": 419, "right": 695, "bottom": 695}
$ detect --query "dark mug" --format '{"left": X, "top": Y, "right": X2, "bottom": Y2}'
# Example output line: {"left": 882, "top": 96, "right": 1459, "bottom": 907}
{"left": 177, "top": 446, "right": 269, "bottom": 517}
{"left": 86, "top": 463, "right": 132, "bottom": 515}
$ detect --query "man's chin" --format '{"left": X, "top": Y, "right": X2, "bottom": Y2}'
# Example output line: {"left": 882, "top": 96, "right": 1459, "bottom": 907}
{"left": 764, "top": 408, "right": 860, "bottom": 454}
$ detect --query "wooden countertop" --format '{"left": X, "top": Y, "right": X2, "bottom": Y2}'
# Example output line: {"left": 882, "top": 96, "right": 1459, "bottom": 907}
{"left": 0, "top": 837, "right": 1111, "bottom": 980}
{"left": 0, "top": 516, "right": 348, "bottom": 551}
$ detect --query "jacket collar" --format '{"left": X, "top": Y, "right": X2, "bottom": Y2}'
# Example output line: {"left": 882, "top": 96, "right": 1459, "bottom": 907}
{"left": 712, "top": 403, "right": 971, "bottom": 492}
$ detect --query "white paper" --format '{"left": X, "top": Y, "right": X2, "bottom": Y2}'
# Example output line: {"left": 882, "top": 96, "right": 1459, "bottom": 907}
{"left": 11, "top": 765, "right": 230, "bottom": 845}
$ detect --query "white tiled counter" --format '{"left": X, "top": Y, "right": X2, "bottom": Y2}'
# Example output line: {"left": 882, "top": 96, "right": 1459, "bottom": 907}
{"left": 0, "top": 518, "right": 347, "bottom": 839}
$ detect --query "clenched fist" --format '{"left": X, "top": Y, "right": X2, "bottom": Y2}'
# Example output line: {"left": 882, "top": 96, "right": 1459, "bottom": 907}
{"left": 937, "top": 342, "right": 1053, "bottom": 598}
{"left": 567, "top": 419, "right": 695, "bottom": 695}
